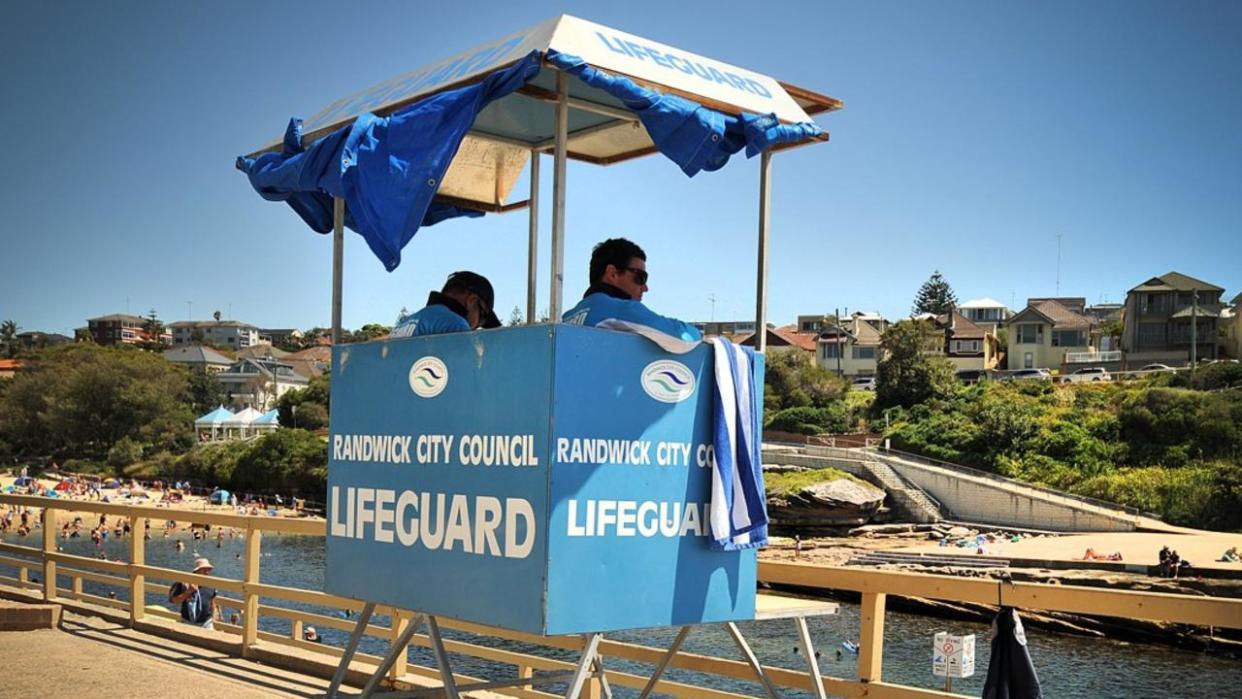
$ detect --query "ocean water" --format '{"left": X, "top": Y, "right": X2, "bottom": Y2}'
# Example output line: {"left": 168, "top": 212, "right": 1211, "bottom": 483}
{"left": 4, "top": 530, "right": 1238, "bottom": 698}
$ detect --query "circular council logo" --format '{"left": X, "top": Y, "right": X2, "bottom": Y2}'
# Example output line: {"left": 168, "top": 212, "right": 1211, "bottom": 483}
{"left": 641, "top": 360, "right": 696, "bottom": 403}
{"left": 408, "top": 357, "right": 449, "bottom": 398}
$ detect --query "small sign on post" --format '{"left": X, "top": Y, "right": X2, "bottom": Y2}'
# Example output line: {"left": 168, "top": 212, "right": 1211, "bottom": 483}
{"left": 932, "top": 632, "right": 975, "bottom": 684}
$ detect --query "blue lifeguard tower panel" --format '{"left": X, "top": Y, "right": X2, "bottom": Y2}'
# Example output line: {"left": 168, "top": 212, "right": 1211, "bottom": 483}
{"left": 324, "top": 324, "right": 760, "bottom": 635}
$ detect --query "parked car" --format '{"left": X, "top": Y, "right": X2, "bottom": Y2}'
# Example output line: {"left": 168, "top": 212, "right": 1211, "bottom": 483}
{"left": 955, "top": 369, "right": 991, "bottom": 384}
{"left": 851, "top": 376, "right": 876, "bottom": 391}
{"left": 1139, "top": 363, "right": 1172, "bottom": 372}
{"left": 1060, "top": 367, "right": 1112, "bottom": 383}
{"left": 1001, "top": 368, "right": 1052, "bottom": 382}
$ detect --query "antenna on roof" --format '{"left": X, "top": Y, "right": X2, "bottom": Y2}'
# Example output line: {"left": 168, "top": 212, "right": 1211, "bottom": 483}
{"left": 1055, "top": 233, "right": 1063, "bottom": 296}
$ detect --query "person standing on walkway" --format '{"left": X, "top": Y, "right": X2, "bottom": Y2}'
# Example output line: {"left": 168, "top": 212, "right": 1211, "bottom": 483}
{"left": 169, "top": 557, "right": 218, "bottom": 630}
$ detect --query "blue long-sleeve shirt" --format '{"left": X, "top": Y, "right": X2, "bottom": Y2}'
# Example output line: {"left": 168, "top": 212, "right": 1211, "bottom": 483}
{"left": 390, "top": 292, "right": 470, "bottom": 338}
{"left": 561, "top": 284, "right": 702, "bottom": 343}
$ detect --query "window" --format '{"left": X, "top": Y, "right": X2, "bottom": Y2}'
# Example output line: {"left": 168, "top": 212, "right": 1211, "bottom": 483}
{"left": 801, "top": 321, "right": 818, "bottom": 332}
{"left": 1138, "top": 322, "right": 1167, "bottom": 346}
{"left": 952, "top": 340, "right": 981, "bottom": 354}
{"left": 821, "top": 344, "right": 840, "bottom": 359}
{"left": 1024, "top": 352, "right": 1034, "bottom": 369}
{"left": 1016, "top": 324, "right": 1042, "bottom": 344}
{"left": 852, "top": 346, "right": 876, "bottom": 360}
{"left": 1051, "top": 330, "right": 1084, "bottom": 347}
{"left": 1142, "top": 293, "right": 1170, "bottom": 313}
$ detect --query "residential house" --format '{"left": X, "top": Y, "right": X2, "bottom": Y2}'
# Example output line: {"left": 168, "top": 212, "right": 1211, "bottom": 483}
{"left": 1005, "top": 300, "right": 1094, "bottom": 371}
{"left": 1085, "top": 303, "right": 1125, "bottom": 351}
{"left": 168, "top": 320, "right": 261, "bottom": 349}
{"left": 817, "top": 316, "right": 883, "bottom": 376}
{"left": 258, "top": 328, "right": 304, "bottom": 347}
{"left": 283, "top": 346, "right": 332, "bottom": 379}
{"left": 85, "top": 314, "right": 171, "bottom": 346}
{"left": 934, "top": 312, "right": 999, "bottom": 372}
{"left": 1121, "top": 272, "right": 1225, "bottom": 365}
{"left": 16, "top": 331, "right": 72, "bottom": 350}
{"left": 958, "top": 298, "right": 1010, "bottom": 332}
{"left": 1028, "top": 297, "right": 1087, "bottom": 314}
{"left": 738, "top": 325, "right": 818, "bottom": 359}
{"left": 236, "top": 345, "right": 290, "bottom": 362}
{"left": 163, "top": 345, "right": 234, "bottom": 374}
{"left": 692, "top": 320, "right": 757, "bottom": 337}
{"left": 216, "top": 358, "right": 309, "bottom": 411}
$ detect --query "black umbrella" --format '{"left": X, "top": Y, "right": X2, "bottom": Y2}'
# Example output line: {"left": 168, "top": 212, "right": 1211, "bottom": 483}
{"left": 982, "top": 607, "right": 1042, "bottom": 699}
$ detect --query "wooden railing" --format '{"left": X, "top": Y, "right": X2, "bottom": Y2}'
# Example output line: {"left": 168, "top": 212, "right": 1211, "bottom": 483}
{"left": 1, "top": 493, "right": 1240, "bottom": 699}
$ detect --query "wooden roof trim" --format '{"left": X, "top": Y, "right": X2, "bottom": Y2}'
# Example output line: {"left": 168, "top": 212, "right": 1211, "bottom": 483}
{"left": 779, "top": 81, "right": 844, "bottom": 114}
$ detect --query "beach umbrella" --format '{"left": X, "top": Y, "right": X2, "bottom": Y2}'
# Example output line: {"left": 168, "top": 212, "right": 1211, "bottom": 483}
{"left": 982, "top": 607, "right": 1042, "bottom": 699}
{"left": 209, "top": 489, "right": 231, "bottom": 505}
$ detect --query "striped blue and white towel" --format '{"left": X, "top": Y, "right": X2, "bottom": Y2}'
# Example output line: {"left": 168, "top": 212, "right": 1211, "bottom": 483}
{"left": 709, "top": 338, "right": 769, "bottom": 550}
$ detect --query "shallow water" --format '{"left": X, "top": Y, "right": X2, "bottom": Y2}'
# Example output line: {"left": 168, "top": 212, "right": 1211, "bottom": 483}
{"left": 5, "top": 531, "right": 1238, "bottom": 698}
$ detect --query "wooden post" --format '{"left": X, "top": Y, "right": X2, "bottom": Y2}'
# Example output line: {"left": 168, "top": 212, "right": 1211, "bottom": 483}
{"left": 858, "top": 592, "right": 886, "bottom": 682}
{"left": 72, "top": 576, "right": 83, "bottom": 599}
{"left": 389, "top": 610, "right": 411, "bottom": 680}
{"left": 242, "top": 526, "right": 261, "bottom": 656}
{"left": 18, "top": 566, "right": 29, "bottom": 586}
{"left": 293, "top": 619, "right": 303, "bottom": 641}
{"left": 42, "top": 506, "right": 58, "bottom": 601}
{"left": 130, "top": 515, "right": 146, "bottom": 623}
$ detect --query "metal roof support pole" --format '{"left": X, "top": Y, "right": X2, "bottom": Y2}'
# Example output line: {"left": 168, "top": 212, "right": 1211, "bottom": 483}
{"left": 527, "top": 150, "right": 540, "bottom": 324}
{"left": 331, "top": 197, "right": 345, "bottom": 345}
{"left": 549, "top": 71, "right": 569, "bottom": 322}
{"left": 755, "top": 150, "right": 773, "bottom": 353}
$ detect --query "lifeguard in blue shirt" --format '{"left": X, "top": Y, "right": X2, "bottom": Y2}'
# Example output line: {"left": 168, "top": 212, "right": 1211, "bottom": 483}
{"left": 391, "top": 271, "right": 501, "bottom": 338}
{"left": 562, "top": 238, "right": 702, "bottom": 343}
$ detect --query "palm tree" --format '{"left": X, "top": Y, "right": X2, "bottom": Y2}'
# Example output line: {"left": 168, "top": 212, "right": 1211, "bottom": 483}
{"left": 1, "top": 319, "right": 18, "bottom": 358}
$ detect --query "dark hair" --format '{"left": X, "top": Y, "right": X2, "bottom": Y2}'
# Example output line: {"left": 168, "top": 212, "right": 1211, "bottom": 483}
{"left": 589, "top": 238, "right": 646, "bottom": 285}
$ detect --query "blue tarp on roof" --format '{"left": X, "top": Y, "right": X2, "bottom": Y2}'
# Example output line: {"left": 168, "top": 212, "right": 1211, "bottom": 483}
{"left": 238, "top": 50, "right": 821, "bottom": 271}
{"left": 544, "top": 50, "right": 821, "bottom": 177}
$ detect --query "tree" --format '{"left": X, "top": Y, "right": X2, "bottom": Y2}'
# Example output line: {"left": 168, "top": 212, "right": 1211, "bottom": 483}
{"left": 186, "top": 367, "right": 227, "bottom": 414}
{"left": 213, "top": 310, "right": 222, "bottom": 322}
{"left": 350, "top": 324, "right": 391, "bottom": 342}
{"left": 912, "top": 271, "right": 958, "bottom": 316}
{"left": 874, "top": 319, "right": 956, "bottom": 411}
{"left": 507, "top": 306, "right": 525, "bottom": 327}
{"left": 141, "top": 309, "right": 166, "bottom": 351}
{"left": 277, "top": 374, "right": 330, "bottom": 427}
{"left": 1, "top": 319, "right": 18, "bottom": 358}
{"left": 0, "top": 344, "right": 193, "bottom": 459}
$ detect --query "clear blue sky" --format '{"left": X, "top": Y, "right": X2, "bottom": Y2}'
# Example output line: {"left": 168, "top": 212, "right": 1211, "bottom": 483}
{"left": 2, "top": 1, "right": 1239, "bottom": 336}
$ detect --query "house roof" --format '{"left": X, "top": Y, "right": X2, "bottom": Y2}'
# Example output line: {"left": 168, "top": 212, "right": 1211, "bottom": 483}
{"left": 936, "top": 312, "right": 987, "bottom": 339}
{"left": 167, "top": 320, "right": 259, "bottom": 330}
{"left": 1232, "top": 292, "right": 1241, "bottom": 305}
{"left": 1170, "top": 304, "right": 1224, "bottom": 319}
{"left": 849, "top": 317, "right": 883, "bottom": 345}
{"left": 0, "top": 359, "right": 23, "bottom": 371}
{"left": 736, "top": 325, "right": 817, "bottom": 352}
{"left": 164, "top": 345, "right": 234, "bottom": 366}
{"left": 1129, "top": 272, "right": 1224, "bottom": 293}
{"left": 194, "top": 406, "right": 235, "bottom": 426}
{"left": 1008, "top": 299, "right": 1093, "bottom": 329}
{"left": 236, "top": 345, "right": 290, "bottom": 360}
{"left": 959, "top": 297, "right": 1008, "bottom": 309}
{"left": 88, "top": 313, "right": 147, "bottom": 323}
{"left": 287, "top": 346, "right": 332, "bottom": 362}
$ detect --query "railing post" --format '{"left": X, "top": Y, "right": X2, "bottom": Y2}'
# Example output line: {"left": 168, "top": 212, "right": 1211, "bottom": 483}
{"left": 42, "top": 506, "right": 58, "bottom": 601}
{"left": 242, "top": 525, "right": 261, "bottom": 656}
{"left": 130, "top": 515, "right": 146, "bottom": 623}
{"left": 858, "top": 592, "right": 886, "bottom": 682}
{"left": 389, "top": 609, "right": 411, "bottom": 680}
{"left": 292, "top": 619, "right": 303, "bottom": 641}
{"left": 72, "top": 576, "right": 83, "bottom": 599}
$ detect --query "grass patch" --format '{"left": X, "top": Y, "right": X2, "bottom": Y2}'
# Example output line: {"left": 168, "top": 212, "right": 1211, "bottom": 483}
{"left": 765, "top": 467, "right": 869, "bottom": 497}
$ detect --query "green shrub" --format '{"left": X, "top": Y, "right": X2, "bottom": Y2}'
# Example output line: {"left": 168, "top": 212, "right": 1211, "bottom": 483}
{"left": 1071, "top": 464, "right": 1241, "bottom": 529}
{"left": 106, "top": 437, "right": 143, "bottom": 468}
{"left": 766, "top": 405, "right": 852, "bottom": 435}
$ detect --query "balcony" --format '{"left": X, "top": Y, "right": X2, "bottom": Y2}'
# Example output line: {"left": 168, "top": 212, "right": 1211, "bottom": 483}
{"left": 1065, "top": 350, "right": 1121, "bottom": 364}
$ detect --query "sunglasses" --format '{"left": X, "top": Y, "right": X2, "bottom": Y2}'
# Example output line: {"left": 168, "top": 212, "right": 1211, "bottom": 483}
{"left": 623, "top": 266, "right": 649, "bottom": 285}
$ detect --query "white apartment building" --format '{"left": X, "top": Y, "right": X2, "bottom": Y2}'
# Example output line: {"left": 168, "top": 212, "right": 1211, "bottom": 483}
{"left": 168, "top": 320, "right": 262, "bottom": 349}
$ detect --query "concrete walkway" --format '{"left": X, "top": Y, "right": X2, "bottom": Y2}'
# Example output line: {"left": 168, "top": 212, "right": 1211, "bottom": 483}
{"left": 0, "top": 611, "right": 333, "bottom": 698}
